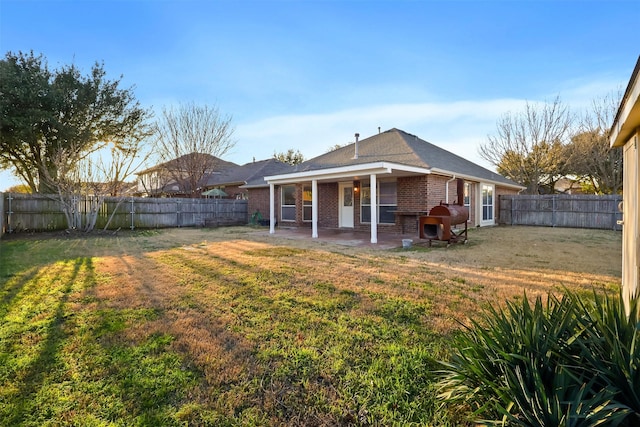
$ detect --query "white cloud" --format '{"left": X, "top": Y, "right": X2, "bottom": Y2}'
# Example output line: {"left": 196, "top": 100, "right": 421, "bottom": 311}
{"left": 229, "top": 98, "right": 529, "bottom": 170}
{"left": 229, "top": 74, "right": 622, "bottom": 170}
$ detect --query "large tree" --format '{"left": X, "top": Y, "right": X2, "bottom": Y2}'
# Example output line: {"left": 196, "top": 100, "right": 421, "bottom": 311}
{"left": 152, "top": 102, "right": 235, "bottom": 197}
{"left": 565, "top": 94, "right": 623, "bottom": 194}
{"left": 0, "top": 51, "right": 151, "bottom": 193}
{"left": 479, "top": 97, "right": 573, "bottom": 194}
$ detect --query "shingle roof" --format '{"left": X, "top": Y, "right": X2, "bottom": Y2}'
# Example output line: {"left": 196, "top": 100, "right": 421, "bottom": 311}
{"left": 296, "top": 128, "right": 521, "bottom": 186}
{"left": 137, "top": 153, "right": 238, "bottom": 175}
{"left": 206, "top": 158, "right": 295, "bottom": 187}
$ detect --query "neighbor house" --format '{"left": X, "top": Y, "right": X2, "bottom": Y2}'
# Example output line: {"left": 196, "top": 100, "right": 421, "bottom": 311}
{"left": 260, "top": 128, "right": 525, "bottom": 243}
{"left": 203, "top": 158, "right": 295, "bottom": 202}
{"left": 136, "top": 153, "right": 238, "bottom": 197}
{"left": 609, "top": 55, "right": 640, "bottom": 313}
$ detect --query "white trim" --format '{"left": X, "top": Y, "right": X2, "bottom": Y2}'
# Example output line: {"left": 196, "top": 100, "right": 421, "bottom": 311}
{"left": 264, "top": 161, "right": 524, "bottom": 191}
{"left": 312, "top": 179, "right": 318, "bottom": 238}
{"left": 280, "top": 185, "right": 296, "bottom": 222}
{"left": 269, "top": 184, "right": 275, "bottom": 234}
{"left": 622, "top": 134, "right": 639, "bottom": 312}
{"left": 370, "top": 173, "right": 378, "bottom": 244}
{"left": 265, "top": 162, "right": 430, "bottom": 185}
{"left": 610, "top": 58, "right": 640, "bottom": 148}
{"left": 480, "top": 183, "right": 495, "bottom": 226}
{"left": 430, "top": 167, "right": 525, "bottom": 191}
{"left": 338, "top": 182, "right": 355, "bottom": 228}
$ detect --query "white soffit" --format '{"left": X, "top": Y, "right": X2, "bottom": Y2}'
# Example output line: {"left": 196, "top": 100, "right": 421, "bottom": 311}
{"left": 264, "top": 162, "right": 431, "bottom": 185}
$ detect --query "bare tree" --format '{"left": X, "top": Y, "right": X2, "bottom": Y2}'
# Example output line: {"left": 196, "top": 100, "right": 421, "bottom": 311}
{"left": 152, "top": 103, "right": 235, "bottom": 197}
{"left": 326, "top": 143, "right": 348, "bottom": 152}
{"left": 479, "top": 97, "right": 573, "bottom": 194}
{"left": 46, "top": 136, "right": 151, "bottom": 232}
{"left": 565, "top": 93, "right": 623, "bottom": 194}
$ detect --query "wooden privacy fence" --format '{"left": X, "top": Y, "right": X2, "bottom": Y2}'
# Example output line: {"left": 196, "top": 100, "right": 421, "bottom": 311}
{"left": 499, "top": 194, "right": 622, "bottom": 230}
{"left": 1, "top": 193, "right": 248, "bottom": 234}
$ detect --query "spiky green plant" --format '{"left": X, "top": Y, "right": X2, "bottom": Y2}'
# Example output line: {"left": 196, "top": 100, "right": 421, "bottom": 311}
{"left": 575, "top": 293, "right": 640, "bottom": 426}
{"left": 437, "top": 291, "right": 638, "bottom": 426}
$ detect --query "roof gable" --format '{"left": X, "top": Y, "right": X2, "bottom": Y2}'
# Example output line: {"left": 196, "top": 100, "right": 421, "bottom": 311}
{"left": 297, "top": 128, "right": 520, "bottom": 186}
{"left": 137, "top": 153, "right": 238, "bottom": 175}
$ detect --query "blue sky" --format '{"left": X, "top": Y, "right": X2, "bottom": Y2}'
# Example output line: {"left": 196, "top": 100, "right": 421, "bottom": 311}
{"left": 1, "top": 0, "right": 638, "bottom": 191}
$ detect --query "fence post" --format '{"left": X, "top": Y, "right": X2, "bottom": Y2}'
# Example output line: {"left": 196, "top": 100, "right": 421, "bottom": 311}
{"left": 0, "top": 192, "right": 4, "bottom": 237}
{"left": 130, "top": 196, "right": 135, "bottom": 230}
{"left": 552, "top": 195, "right": 557, "bottom": 227}
{"left": 7, "top": 193, "right": 13, "bottom": 233}
{"left": 510, "top": 196, "right": 514, "bottom": 225}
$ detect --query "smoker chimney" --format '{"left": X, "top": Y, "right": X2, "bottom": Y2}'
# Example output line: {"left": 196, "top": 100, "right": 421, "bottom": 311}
{"left": 354, "top": 133, "right": 360, "bottom": 159}
{"left": 457, "top": 178, "right": 465, "bottom": 206}
{"left": 378, "top": 127, "right": 381, "bottom": 134}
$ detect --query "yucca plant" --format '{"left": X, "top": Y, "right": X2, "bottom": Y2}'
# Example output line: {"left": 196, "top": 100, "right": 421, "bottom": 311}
{"left": 574, "top": 293, "right": 640, "bottom": 426}
{"left": 437, "top": 291, "right": 637, "bottom": 426}
{"left": 493, "top": 362, "right": 628, "bottom": 426}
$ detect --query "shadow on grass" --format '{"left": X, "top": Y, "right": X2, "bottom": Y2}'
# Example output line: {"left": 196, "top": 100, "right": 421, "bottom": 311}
{"left": 2, "top": 257, "right": 92, "bottom": 426}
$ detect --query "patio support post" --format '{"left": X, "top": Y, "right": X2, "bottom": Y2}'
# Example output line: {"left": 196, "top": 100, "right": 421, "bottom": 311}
{"left": 269, "top": 183, "right": 275, "bottom": 234}
{"left": 312, "top": 179, "right": 318, "bottom": 238}
{"left": 370, "top": 173, "right": 378, "bottom": 244}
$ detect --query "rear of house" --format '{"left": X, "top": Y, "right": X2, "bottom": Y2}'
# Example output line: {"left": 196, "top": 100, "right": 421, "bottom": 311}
{"left": 254, "top": 128, "right": 524, "bottom": 243}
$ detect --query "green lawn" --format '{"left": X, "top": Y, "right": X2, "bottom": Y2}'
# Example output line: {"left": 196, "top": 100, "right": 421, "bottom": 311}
{"left": 0, "top": 227, "right": 621, "bottom": 426}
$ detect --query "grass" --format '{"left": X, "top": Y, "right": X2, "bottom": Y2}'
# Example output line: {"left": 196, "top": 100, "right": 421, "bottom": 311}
{"left": 0, "top": 226, "right": 622, "bottom": 426}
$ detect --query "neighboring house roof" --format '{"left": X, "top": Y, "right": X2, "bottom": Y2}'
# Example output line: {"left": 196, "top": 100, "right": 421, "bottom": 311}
{"left": 205, "top": 158, "right": 296, "bottom": 188}
{"left": 610, "top": 55, "right": 640, "bottom": 148}
{"left": 267, "top": 128, "right": 524, "bottom": 188}
{"left": 137, "top": 153, "right": 238, "bottom": 175}
{"left": 554, "top": 177, "right": 586, "bottom": 194}
{"left": 136, "top": 153, "right": 239, "bottom": 195}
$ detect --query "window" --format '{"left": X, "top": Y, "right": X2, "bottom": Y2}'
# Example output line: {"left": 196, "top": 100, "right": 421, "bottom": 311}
{"left": 464, "top": 182, "right": 471, "bottom": 208}
{"left": 360, "top": 180, "right": 397, "bottom": 224}
{"left": 281, "top": 185, "right": 296, "bottom": 221}
{"left": 303, "top": 185, "right": 312, "bottom": 222}
{"left": 481, "top": 184, "right": 494, "bottom": 225}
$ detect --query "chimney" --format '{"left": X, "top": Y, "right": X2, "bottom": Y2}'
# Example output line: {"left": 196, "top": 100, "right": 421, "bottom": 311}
{"left": 354, "top": 133, "right": 360, "bottom": 159}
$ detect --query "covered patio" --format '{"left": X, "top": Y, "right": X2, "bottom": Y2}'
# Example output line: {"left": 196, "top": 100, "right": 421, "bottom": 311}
{"left": 252, "top": 226, "right": 422, "bottom": 250}
{"left": 264, "top": 162, "right": 431, "bottom": 245}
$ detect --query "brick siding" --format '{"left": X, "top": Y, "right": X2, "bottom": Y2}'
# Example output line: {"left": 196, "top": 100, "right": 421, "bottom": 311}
{"left": 247, "top": 177, "right": 519, "bottom": 232}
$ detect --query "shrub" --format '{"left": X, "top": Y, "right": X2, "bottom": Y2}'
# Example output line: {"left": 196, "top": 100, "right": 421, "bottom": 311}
{"left": 437, "top": 291, "right": 639, "bottom": 426}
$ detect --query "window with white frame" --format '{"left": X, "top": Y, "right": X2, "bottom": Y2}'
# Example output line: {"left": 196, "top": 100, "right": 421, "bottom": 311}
{"left": 464, "top": 182, "right": 471, "bottom": 208}
{"left": 481, "top": 184, "right": 494, "bottom": 224}
{"left": 302, "top": 185, "right": 312, "bottom": 222}
{"left": 360, "top": 180, "right": 397, "bottom": 224}
{"left": 281, "top": 185, "right": 296, "bottom": 221}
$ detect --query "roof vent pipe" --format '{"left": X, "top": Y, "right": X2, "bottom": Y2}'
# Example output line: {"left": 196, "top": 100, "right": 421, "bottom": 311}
{"left": 354, "top": 133, "right": 360, "bottom": 159}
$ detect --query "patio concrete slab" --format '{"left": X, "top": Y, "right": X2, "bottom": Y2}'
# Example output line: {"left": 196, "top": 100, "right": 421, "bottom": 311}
{"left": 250, "top": 227, "right": 419, "bottom": 250}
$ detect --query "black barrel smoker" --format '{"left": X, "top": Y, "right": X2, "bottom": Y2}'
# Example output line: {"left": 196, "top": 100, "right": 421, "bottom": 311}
{"left": 419, "top": 179, "right": 469, "bottom": 246}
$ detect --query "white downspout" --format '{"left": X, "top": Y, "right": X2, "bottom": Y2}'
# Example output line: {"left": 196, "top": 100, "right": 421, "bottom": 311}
{"left": 269, "top": 183, "right": 275, "bottom": 234}
{"left": 445, "top": 175, "right": 456, "bottom": 204}
{"left": 370, "top": 173, "right": 378, "bottom": 244}
{"left": 312, "top": 179, "right": 318, "bottom": 238}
